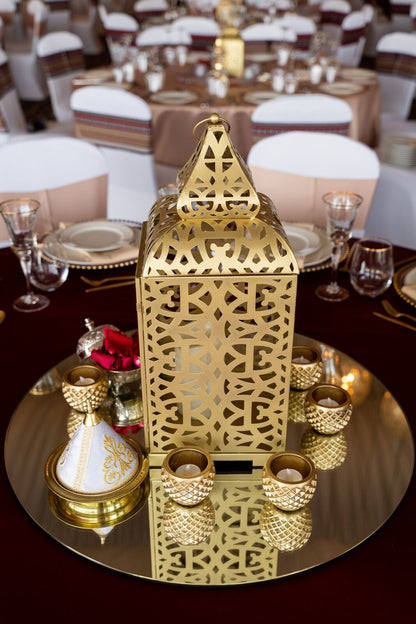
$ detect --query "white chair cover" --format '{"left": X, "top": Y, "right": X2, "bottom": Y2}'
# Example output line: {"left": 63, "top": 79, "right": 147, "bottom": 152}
{"left": 134, "top": 0, "right": 169, "bottom": 27}
{"left": 251, "top": 94, "right": 353, "bottom": 139}
{"left": 273, "top": 15, "right": 316, "bottom": 55}
{"left": 70, "top": 85, "right": 158, "bottom": 222}
{"left": 247, "top": 130, "right": 380, "bottom": 235}
{"left": 136, "top": 25, "right": 192, "bottom": 47}
{"left": 376, "top": 32, "right": 416, "bottom": 122}
{"left": 101, "top": 11, "right": 138, "bottom": 64}
{"left": 44, "top": 0, "right": 71, "bottom": 33}
{"left": 320, "top": 0, "right": 351, "bottom": 41}
{"left": 37, "top": 30, "right": 85, "bottom": 123}
{"left": 70, "top": 1, "right": 104, "bottom": 56}
{"left": 0, "top": 48, "right": 27, "bottom": 135}
{"left": 390, "top": 0, "right": 414, "bottom": 31}
{"left": 170, "top": 16, "right": 219, "bottom": 51}
{"left": 0, "top": 136, "right": 109, "bottom": 242}
{"left": 337, "top": 10, "right": 367, "bottom": 66}
{"left": 241, "top": 22, "right": 297, "bottom": 50}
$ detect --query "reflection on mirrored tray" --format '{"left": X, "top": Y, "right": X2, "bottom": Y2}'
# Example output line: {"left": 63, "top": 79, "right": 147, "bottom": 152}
{"left": 4, "top": 335, "right": 414, "bottom": 586}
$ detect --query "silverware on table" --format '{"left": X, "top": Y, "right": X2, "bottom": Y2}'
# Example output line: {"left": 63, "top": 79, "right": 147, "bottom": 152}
{"left": 85, "top": 279, "right": 135, "bottom": 293}
{"left": 373, "top": 311, "right": 416, "bottom": 332}
{"left": 81, "top": 275, "right": 135, "bottom": 287}
{"left": 381, "top": 299, "right": 416, "bottom": 324}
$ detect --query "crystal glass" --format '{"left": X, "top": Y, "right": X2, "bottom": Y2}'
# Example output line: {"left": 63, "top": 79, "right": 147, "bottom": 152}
{"left": 30, "top": 233, "right": 69, "bottom": 292}
{"left": 349, "top": 237, "right": 394, "bottom": 297}
{"left": 316, "top": 191, "right": 363, "bottom": 302}
{"left": 0, "top": 198, "right": 49, "bottom": 312}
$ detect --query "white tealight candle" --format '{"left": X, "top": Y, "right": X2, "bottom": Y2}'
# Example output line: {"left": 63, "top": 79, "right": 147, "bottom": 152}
{"left": 318, "top": 397, "right": 339, "bottom": 407}
{"left": 292, "top": 355, "right": 311, "bottom": 364}
{"left": 276, "top": 468, "right": 303, "bottom": 483}
{"left": 74, "top": 376, "right": 95, "bottom": 386}
{"left": 176, "top": 463, "right": 201, "bottom": 477}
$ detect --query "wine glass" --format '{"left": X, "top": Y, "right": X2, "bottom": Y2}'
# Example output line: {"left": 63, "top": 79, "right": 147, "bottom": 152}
{"left": 316, "top": 191, "right": 363, "bottom": 302}
{"left": 349, "top": 237, "right": 394, "bottom": 297}
{"left": 0, "top": 198, "right": 50, "bottom": 312}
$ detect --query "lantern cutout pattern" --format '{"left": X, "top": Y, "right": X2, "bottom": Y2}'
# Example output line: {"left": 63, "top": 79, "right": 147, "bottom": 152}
{"left": 136, "top": 114, "right": 299, "bottom": 466}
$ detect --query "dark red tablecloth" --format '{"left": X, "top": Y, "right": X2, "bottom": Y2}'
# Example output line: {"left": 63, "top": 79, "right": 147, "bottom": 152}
{"left": 1, "top": 244, "right": 415, "bottom": 621}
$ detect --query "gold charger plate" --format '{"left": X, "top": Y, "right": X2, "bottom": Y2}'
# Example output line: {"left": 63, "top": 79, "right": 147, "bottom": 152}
{"left": 394, "top": 261, "right": 416, "bottom": 308}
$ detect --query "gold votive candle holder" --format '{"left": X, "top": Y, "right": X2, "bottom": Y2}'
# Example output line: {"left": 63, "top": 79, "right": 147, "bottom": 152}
{"left": 304, "top": 383, "right": 352, "bottom": 435}
{"left": 290, "top": 345, "right": 323, "bottom": 390}
{"left": 163, "top": 497, "right": 215, "bottom": 546}
{"left": 161, "top": 446, "right": 216, "bottom": 507}
{"left": 262, "top": 451, "right": 317, "bottom": 511}
{"left": 259, "top": 501, "right": 313, "bottom": 552}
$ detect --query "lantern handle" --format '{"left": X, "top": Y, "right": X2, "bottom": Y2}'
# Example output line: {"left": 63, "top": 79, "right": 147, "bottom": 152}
{"left": 192, "top": 114, "right": 231, "bottom": 142}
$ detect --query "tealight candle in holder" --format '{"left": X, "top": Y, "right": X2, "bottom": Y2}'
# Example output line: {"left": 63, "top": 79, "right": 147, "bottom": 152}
{"left": 304, "top": 383, "right": 352, "bottom": 434}
{"left": 161, "top": 446, "right": 215, "bottom": 507}
{"left": 290, "top": 345, "right": 323, "bottom": 390}
{"left": 262, "top": 451, "right": 317, "bottom": 511}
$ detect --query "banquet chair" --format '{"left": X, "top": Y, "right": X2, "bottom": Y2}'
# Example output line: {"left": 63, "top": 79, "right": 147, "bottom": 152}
{"left": 0, "top": 48, "right": 27, "bottom": 136}
{"left": 247, "top": 130, "right": 380, "bottom": 236}
{"left": 251, "top": 94, "right": 353, "bottom": 141}
{"left": 0, "top": 136, "right": 109, "bottom": 244}
{"left": 100, "top": 10, "right": 138, "bottom": 64}
{"left": 241, "top": 22, "right": 297, "bottom": 52}
{"left": 336, "top": 10, "right": 367, "bottom": 66}
{"left": 70, "top": 0, "right": 104, "bottom": 56}
{"left": 170, "top": 16, "right": 219, "bottom": 53}
{"left": 390, "top": 0, "right": 414, "bottom": 31}
{"left": 44, "top": 0, "right": 71, "bottom": 33}
{"left": 273, "top": 15, "right": 317, "bottom": 57}
{"left": 133, "top": 0, "right": 169, "bottom": 29}
{"left": 3, "top": 0, "right": 50, "bottom": 102}
{"left": 319, "top": 0, "right": 352, "bottom": 41}
{"left": 37, "top": 30, "right": 85, "bottom": 125}
{"left": 375, "top": 31, "right": 416, "bottom": 136}
{"left": 136, "top": 24, "right": 192, "bottom": 48}
{"left": 70, "top": 85, "right": 158, "bottom": 221}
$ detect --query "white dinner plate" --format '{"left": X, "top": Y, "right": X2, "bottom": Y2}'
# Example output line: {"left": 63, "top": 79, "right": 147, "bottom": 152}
{"left": 394, "top": 262, "right": 416, "bottom": 308}
{"left": 243, "top": 91, "right": 279, "bottom": 105}
{"left": 282, "top": 222, "right": 332, "bottom": 269}
{"left": 150, "top": 90, "right": 198, "bottom": 105}
{"left": 59, "top": 220, "right": 135, "bottom": 252}
{"left": 319, "top": 81, "right": 365, "bottom": 96}
{"left": 245, "top": 53, "right": 276, "bottom": 63}
{"left": 284, "top": 224, "right": 321, "bottom": 257}
{"left": 72, "top": 68, "right": 114, "bottom": 85}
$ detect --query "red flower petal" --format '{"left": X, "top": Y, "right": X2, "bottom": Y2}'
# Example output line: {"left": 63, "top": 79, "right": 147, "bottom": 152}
{"left": 90, "top": 349, "right": 116, "bottom": 370}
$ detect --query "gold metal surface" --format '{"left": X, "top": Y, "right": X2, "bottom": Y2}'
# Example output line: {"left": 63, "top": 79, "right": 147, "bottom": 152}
{"left": 288, "top": 389, "right": 308, "bottom": 423}
{"left": 149, "top": 470, "right": 279, "bottom": 584}
{"left": 163, "top": 497, "right": 215, "bottom": 546}
{"left": 290, "top": 345, "right": 323, "bottom": 390}
{"left": 300, "top": 428, "right": 348, "bottom": 471}
{"left": 262, "top": 451, "right": 318, "bottom": 512}
{"left": 136, "top": 115, "right": 298, "bottom": 465}
{"left": 161, "top": 446, "right": 215, "bottom": 506}
{"left": 4, "top": 339, "right": 415, "bottom": 585}
{"left": 305, "top": 384, "right": 353, "bottom": 434}
{"left": 259, "top": 501, "right": 313, "bottom": 552}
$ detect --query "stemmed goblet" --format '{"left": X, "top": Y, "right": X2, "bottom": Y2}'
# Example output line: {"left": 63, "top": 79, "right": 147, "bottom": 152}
{"left": 0, "top": 198, "right": 50, "bottom": 312}
{"left": 316, "top": 191, "right": 363, "bottom": 302}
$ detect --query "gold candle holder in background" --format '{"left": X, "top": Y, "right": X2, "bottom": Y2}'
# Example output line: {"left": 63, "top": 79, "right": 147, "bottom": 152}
{"left": 301, "top": 427, "right": 348, "bottom": 471}
{"left": 304, "top": 383, "right": 352, "bottom": 435}
{"left": 262, "top": 451, "right": 317, "bottom": 512}
{"left": 290, "top": 345, "right": 323, "bottom": 390}
{"left": 163, "top": 497, "right": 216, "bottom": 546}
{"left": 161, "top": 446, "right": 216, "bottom": 507}
{"left": 288, "top": 389, "right": 308, "bottom": 423}
{"left": 259, "top": 501, "right": 313, "bottom": 552}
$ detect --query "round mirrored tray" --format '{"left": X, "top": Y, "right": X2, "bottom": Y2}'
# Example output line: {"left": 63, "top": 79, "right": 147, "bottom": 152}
{"left": 4, "top": 334, "right": 414, "bottom": 586}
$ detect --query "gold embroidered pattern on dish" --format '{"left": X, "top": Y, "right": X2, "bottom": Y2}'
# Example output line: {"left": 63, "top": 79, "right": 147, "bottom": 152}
{"left": 103, "top": 436, "right": 135, "bottom": 485}
{"left": 74, "top": 426, "right": 94, "bottom": 491}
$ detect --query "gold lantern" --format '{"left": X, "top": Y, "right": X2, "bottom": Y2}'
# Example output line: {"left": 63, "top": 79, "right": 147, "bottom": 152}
{"left": 215, "top": 0, "right": 245, "bottom": 78}
{"left": 136, "top": 114, "right": 299, "bottom": 467}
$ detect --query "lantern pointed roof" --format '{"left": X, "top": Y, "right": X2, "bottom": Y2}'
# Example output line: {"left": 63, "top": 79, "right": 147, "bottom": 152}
{"left": 176, "top": 114, "right": 260, "bottom": 220}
